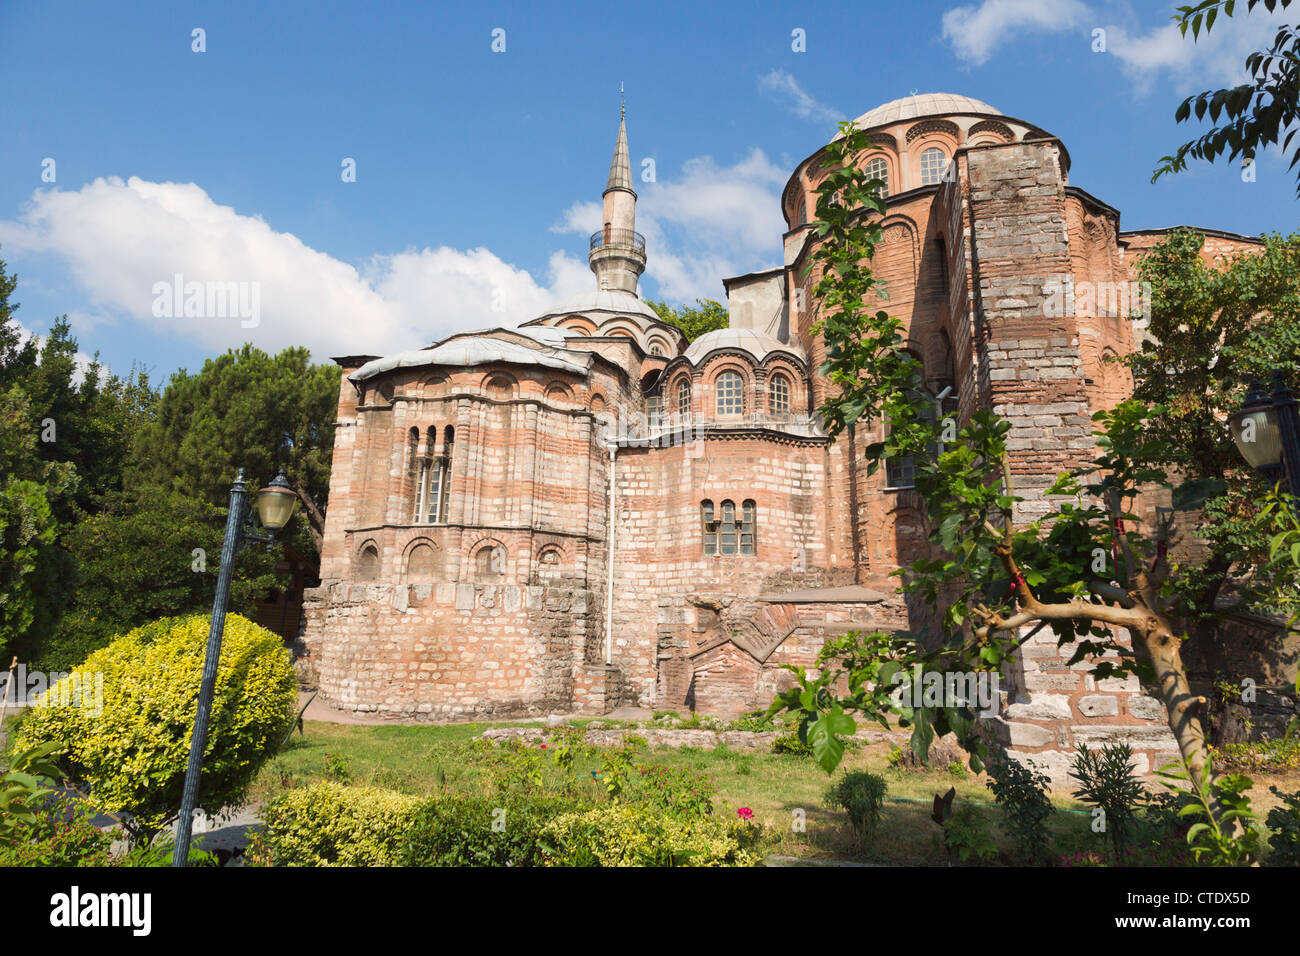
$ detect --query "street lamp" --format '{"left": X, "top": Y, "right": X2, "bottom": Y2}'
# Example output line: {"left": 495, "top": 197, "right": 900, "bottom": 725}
{"left": 172, "top": 468, "right": 297, "bottom": 866}
{"left": 1230, "top": 371, "right": 1300, "bottom": 499}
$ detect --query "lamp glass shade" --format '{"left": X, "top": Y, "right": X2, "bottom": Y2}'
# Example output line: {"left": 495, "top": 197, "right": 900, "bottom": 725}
{"left": 1230, "top": 407, "right": 1282, "bottom": 469}
{"left": 255, "top": 486, "right": 298, "bottom": 530}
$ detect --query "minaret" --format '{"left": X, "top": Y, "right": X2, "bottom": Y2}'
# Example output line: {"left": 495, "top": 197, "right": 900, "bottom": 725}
{"left": 588, "top": 100, "right": 647, "bottom": 295}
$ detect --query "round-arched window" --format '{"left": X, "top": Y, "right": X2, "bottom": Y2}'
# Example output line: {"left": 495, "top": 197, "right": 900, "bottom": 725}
{"left": 920, "top": 147, "right": 949, "bottom": 186}
{"left": 676, "top": 379, "right": 691, "bottom": 419}
{"left": 864, "top": 156, "right": 889, "bottom": 196}
{"left": 716, "top": 371, "right": 744, "bottom": 416}
{"left": 769, "top": 374, "right": 791, "bottom": 417}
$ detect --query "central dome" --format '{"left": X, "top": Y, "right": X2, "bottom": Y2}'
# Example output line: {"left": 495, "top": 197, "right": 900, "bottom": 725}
{"left": 850, "top": 93, "right": 1002, "bottom": 131}
{"left": 684, "top": 327, "right": 806, "bottom": 363}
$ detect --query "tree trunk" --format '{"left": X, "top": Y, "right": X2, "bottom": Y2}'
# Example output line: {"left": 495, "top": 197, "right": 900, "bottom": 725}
{"left": 1131, "top": 620, "right": 1212, "bottom": 794}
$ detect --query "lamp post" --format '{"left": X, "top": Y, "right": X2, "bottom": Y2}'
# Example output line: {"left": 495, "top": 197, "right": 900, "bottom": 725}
{"left": 172, "top": 468, "right": 297, "bottom": 866}
{"left": 1229, "top": 370, "right": 1300, "bottom": 502}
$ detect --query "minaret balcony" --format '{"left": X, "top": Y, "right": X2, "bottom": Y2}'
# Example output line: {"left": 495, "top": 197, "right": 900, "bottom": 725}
{"left": 589, "top": 229, "right": 646, "bottom": 255}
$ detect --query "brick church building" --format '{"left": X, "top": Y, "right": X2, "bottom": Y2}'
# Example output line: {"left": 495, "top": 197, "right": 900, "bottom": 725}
{"left": 299, "top": 93, "right": 1261, "bottom": 776}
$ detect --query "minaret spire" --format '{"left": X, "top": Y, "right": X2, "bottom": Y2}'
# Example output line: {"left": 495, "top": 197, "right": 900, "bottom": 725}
{"left": 589, "top": 98, "right": 646, "bottom": 295}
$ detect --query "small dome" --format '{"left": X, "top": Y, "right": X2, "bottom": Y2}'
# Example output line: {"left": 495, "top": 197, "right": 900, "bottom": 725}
{"left": 534, "top": 289, "right": 661, "bottom": 323}
{"left": 847, "top": 93, "right": 1001, "bottom": 132}
{"left": 684, "top": 327, "right": 806, "bottom": 364}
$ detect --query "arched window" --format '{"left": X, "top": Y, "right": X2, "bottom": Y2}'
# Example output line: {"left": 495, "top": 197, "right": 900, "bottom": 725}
{"left": 476, "top": 545, "right": 505, "bottom": 580}
{"left": 677, "top": 379, "right": 691, "bottom": 420}
{"left": 769, "top": 374, "right": 790, "bottom": 417}
{"left": 864, "top": 156, "right": 889, "bottom": 196}
{"left": 649, "top": 343, "right": 665, "bottom": 357}
{"left": 920, "top": 147, "right": 950, "bottom": 186}
{"left": 416, "top": 426, "right": 453, "bottom": 524}
{"left": 356, "top": 545, "right": 379, "bottom": 582}
{"left": 701, "top": 500, "right": 716, "bottom": 555}
{"left": 716, "top": 371, "right": 744, "bottom": 416}
{"left": 886, "top": 384, "right": 949, "bottom": 489}
{"left": 720, "top": 501, "right": 738, "bottom": 555}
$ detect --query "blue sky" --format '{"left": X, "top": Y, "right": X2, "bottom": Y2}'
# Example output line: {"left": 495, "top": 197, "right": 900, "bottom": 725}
{"left": 1, "top": 0, "right": 1296, "bottom": 383}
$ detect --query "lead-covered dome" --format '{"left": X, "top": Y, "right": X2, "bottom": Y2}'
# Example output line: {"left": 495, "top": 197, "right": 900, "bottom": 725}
{"left": 849, "top": 93, "right": 1002, "bottom": 132}
{"left": 684, "top": 327, "right": 806, "bottom": 364}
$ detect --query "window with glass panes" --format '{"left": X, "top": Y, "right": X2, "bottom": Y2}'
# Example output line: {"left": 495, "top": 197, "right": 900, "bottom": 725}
{"left": 720, "top": 501, "right": 738, "bottom": 554}
{"left": 769, "top": 375, "right": 790, "bottom": 417}
{"left": 716, "top": 371, "right": 744, "bottom": 416}
{"left": 646, "top": 394, "right": 661, "bottom": 427}
{"left": 415, "top": 426, "right": 454, "bottom": 523}
{"left": 920, "top": 147, "right": 949, "bottom": 186}
{"left": 864, "top": 156, "right": 889, "bottom": 196}
{"left": 677, "top": 379, "right": 691, "bottom": 420}
{"left": 740, "top": 500, "right": 756, "bottom": 554}
{"left": 701, "top": 500, "right": 717, "bottom": 554}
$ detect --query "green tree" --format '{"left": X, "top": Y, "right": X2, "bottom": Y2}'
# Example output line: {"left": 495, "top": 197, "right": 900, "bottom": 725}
{"left": 1153, "top": 0, "right": 1300, "bottom": 194}
{"left": 646, "top": 298, "right": 729, "bottom": 343}
{"left": 130, "top": 344, "right": 340, "bottom": 560}
{"left": 15, "top": 316, "right": 156, "bottom": 514}
{"left": 1126, "top": 228, "right": 1300, "bottom": 623}
{"left": 37, "top": 485, "right": 278, "bottom": 671}
{"left": 0, "top": 388, "right": 78, "bottom": 663}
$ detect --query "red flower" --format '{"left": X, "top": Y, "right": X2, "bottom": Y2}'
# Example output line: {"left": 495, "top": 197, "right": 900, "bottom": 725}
{"left": 737, "top": 807, "right": 754, "bottom": 820}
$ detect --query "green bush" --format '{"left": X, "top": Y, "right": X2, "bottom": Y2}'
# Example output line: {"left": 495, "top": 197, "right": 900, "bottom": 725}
{"left": 824, "top": 770, "right": 887, "bottom": 843}
{"left": 1070, "top": 744, "right": 1147, "bottom": 859}
{"left": 771, "top": 732, "right": 813, "bottom": 757}
{"left": 1265, "top": 787, "right": 1300, "bottom": 867}
{"left": 942, "top": 805, "right": 997, "bottom": 864}
{"left": 986, "top": 752, "right": 1054, "bottom": 862}
{"left": 401, "top": 795, "right": 582, "bottom": 866}
{"left": 635, "top": 764, "right": 715, "bottom": 818}
{"left": 0, "top": 792, "right": 113, "bottom": 867}
{"left": 257, "top": 782, "right": 421, "bottom": 866}
{"left": 15, "top": 613, "right": 297, "bottom": 843}
{"left": 541, "top": 804, "right": 759, "bottom": 866}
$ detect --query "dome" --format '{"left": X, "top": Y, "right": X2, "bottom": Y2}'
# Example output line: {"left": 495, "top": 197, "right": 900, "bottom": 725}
{"left": 684, "top": 327, "right": 806, "bottom": 364}
{"left": 847, "top": 93, "right": 1002, "bottom": 132}
{"left": 533, "top": 289, "right": 661, "bottom": 323}
{"left": 349, "top": 330, "right": 590, "bottom": 383}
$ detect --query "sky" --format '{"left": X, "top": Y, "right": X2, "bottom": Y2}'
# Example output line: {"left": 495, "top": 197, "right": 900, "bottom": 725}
{"left": 1, "top": 0, "right": 1297, "bottom": 385}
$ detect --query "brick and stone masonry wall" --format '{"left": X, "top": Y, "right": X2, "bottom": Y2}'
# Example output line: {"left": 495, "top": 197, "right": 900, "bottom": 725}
{"left": 961, "top": 140, "right": 1179, "bottom": 779}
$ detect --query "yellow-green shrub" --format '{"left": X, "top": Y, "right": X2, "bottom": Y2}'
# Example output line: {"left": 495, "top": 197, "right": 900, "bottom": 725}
{"left": 15, "top": 613, "right": 296, "bottom": 841}
{"left": 542, "top": 804, "right": 759, "bottom": 867}
{"left": 256, "top": 783, "right": 421, "bottom": 866}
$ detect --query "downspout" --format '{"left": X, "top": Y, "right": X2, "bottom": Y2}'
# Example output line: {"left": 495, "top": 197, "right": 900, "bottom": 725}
{"left": 605, "top": 442, "right": 617, "bottom": 665}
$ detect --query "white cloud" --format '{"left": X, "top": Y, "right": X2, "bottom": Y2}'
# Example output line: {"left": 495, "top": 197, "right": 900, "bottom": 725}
{"left": 0, "top": 153, "right": 790, "bottom": 361}
{"left": 942, "top": 0, "right": 1090, "bottom": 67}
{"left": 552, "top": 148, "right": 788, "bottom": 303}
{"left": 759, "top": 69, "right": 842, "bottom": 125}
{"left": 0, "top": 177, "right": 591, "bottom": 360}
{"left": 942, "top": 0, "right": 1291, "bottom": 91}
{"left": 1104, "top": 13, "right": 1291, "bottom": 91}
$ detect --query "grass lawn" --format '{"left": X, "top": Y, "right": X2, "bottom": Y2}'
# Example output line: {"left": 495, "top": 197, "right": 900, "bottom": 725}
{"left": 240, "top": 718, "right": 1300, "bottom": 865}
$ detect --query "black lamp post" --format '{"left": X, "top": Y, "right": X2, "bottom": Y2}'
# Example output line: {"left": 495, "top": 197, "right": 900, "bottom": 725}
{"left": 1229, "top": 370, "right": 1300, "bottom": 501}
{"left": 172, "top": 468, "right": 297, "bottom": 866}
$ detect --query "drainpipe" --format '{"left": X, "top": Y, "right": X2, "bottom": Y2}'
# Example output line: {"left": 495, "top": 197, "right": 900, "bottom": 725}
{"left": 605, "top": 441, "right": 617, "bottom": 665}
